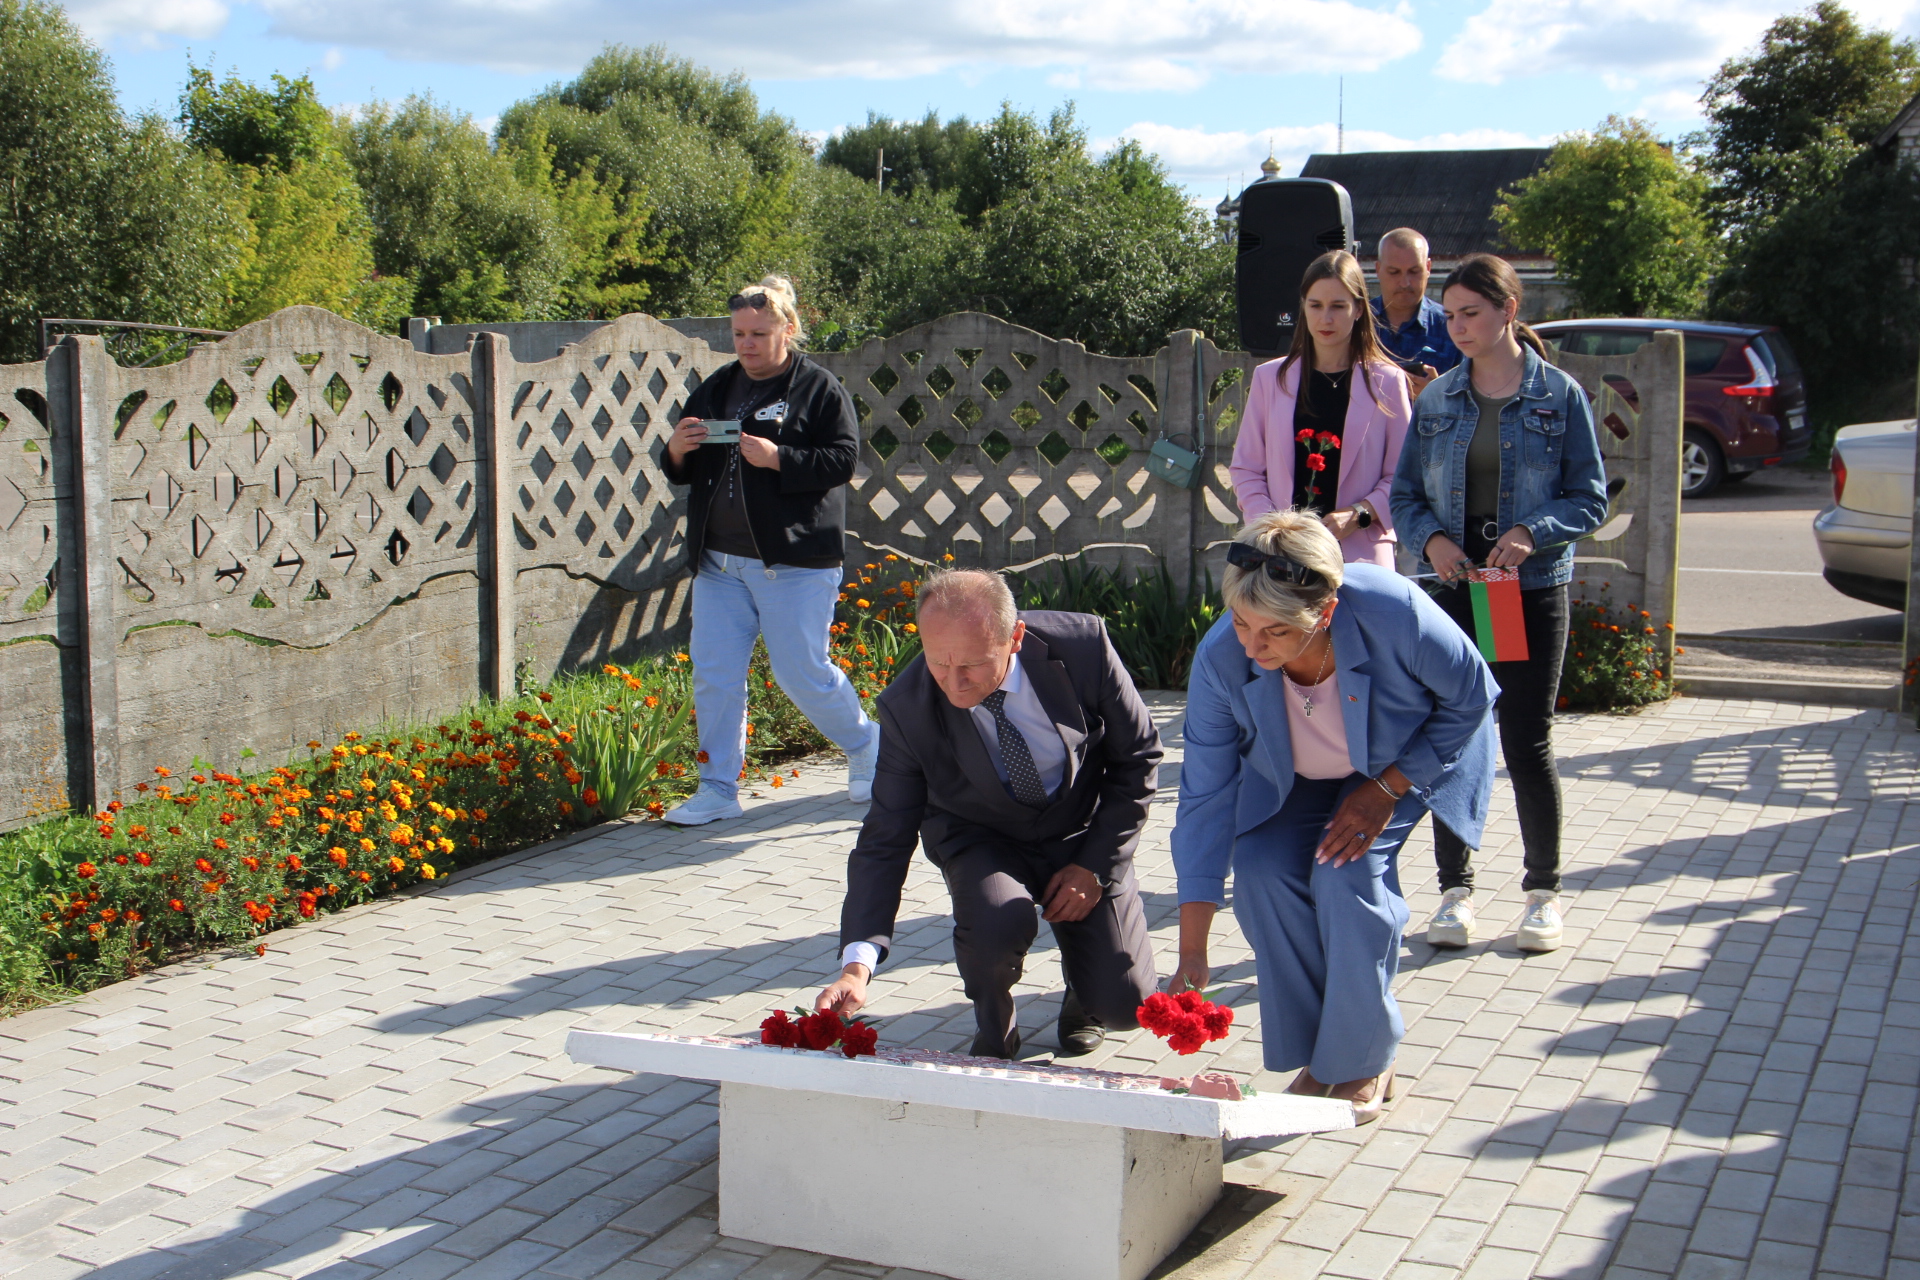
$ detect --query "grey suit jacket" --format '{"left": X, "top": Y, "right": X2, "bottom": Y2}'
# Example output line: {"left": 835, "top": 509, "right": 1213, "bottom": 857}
{"left": 839, "top": 610, "right": 1164, "bottom": 961}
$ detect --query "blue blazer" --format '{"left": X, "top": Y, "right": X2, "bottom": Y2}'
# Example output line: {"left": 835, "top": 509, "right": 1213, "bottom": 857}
{"left": 1172, "top": 564, "right": 1499, "bottom": 905}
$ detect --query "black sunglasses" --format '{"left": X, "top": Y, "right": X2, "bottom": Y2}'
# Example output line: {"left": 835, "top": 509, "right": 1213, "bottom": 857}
{"left": 727, "top": 292, "right": 771, "bottom": 311}
{"left": 1225, "top": 541, "right": 1325, "bottom": 587}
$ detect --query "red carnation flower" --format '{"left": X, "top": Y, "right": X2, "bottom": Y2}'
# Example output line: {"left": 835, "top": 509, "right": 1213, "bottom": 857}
{"left": 1137, "top": 989, "right": 1236, "bottom": 1056}
{"left": 840, "top": 1022, "right": 878, "bottom": 1058}
{"left": 1305, "top": 453, "right": 1327, "bottom": 472}
{"left": 1294, "top": 428, "right": 1315, "bottom": 443}
{"left": 796, "top": 1010, "right": 845, "bottom": 1052}
{"left": 761, "top": 1009, "right": 802, "bottom": 1048}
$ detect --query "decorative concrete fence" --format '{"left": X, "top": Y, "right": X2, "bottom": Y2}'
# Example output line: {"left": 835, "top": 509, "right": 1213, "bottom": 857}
{"left": 0, "top": 307, "right": 1678, "bottom": 830}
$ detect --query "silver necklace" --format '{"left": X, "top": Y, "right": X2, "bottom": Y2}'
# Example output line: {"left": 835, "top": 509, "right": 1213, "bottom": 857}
{"left": 1284, "top": 628, "right": 1334, "bottom": 717}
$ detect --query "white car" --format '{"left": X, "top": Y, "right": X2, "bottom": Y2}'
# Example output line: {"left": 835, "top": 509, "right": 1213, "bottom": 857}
{"left": 1813, "top": 419, "right": 1914, "bottom": 610}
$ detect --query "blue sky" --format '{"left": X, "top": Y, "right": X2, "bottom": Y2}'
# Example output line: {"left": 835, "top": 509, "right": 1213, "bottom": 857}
{"left": 70, "top": 0, "right": 1920, "bottom": 199}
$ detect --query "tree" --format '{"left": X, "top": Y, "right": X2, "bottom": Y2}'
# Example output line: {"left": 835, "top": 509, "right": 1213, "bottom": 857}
{"left": 0, "top": 0, "right": 242, "bottom": 361}
{"left": 819, "top": 111, "right": 982, "bottom": 201}
{"left": 496, "top": 46, "right": 814, "bottom": 316}
{"left": 1701, "top": 4, "right": 1920, "bottom": 429}
{"left": 1495, "top": 117, "right": 1718, "bottom": 318}
{"left": 180, "top": 68, "right": 412, "bottom": 332}
{"left": 343, "top": 98, "right": 571, "bottom": 324}
{"left": 1698, "top": 1, "right": 1920, "bottom": 231}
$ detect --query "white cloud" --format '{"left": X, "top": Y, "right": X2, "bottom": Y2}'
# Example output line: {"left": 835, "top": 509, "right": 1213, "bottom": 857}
{"left": 244, "top": 0, "right": 1423, "bottom": 85}
{"left": 65, "top": 0, "right": 228, "bottom": 42}
{"left": 323, "top": 47, "right": 346, "bottom": 71}
{"left": 1108, "top": 121, "right": 1553, "bottom": 193}
{"left": 1436, "top": 0, "right": 1920, "bottom": 91}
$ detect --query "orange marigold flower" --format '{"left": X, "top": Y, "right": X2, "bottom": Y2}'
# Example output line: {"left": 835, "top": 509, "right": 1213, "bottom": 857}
{"left": 154, "top": 766, "right": 171, "bottom": 777}
{"left": 168, "top": 898, "right": 186, "bottom": 912}
{"left": 388, "top": 856, "right": 406, "bottom": 873}
{"left": 135, "top": 782, "right": 149, "bottom": 792}
{"left": 99, "top": 908, "right": 118, "bottom": 923}
{"left": 582, "top": 788, "right": 600, "bottom": 807}
{"left": 697, "top": 750, "right": 710, "bottom": 764}
{"left": 76, "top": 861, "right": 99, "bottom": 879}
{"left": 125, "top": 909, "right": 141, "bottom": 923}
{"left": 329, "top": 847, "right": 349, "bottom": 866}
{"left": 112, "top": 854, "right": 129, "bottom": 866}
{"left": 212, "top": 837, "right": 229, "bottom": 851}
{"left": 359, "top": 837, "right": 376, "bottom": 852}
{"left": 558, "top": 800, "right": 574, "bottom": 816}
{"left": 904, "top": 623, "right": 918, "bottom": 634}
{"left": 195, "top": 857, "right": 214, "bottom": 873}
{"left": 537, "top": 691, "right": 554, "bottom": 703}
{"left": 255, "top": 944, "right": 267, "bottom": 956}
{"left": 134, "top": 851, "right": 152, "bottom": 867}
{"left": 127, "top": 824, "right": 147, "bottom": 839}
{"left": 644, "top": 695, "right": 660, "bottom": 708}
{"left": 241, "top": 856, "right": 260, "bottom": 871}
{"left": 770, "top": 775, "right": 784, "bottom": 788}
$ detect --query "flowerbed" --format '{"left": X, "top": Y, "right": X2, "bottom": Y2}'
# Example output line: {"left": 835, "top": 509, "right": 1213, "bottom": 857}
{"left": 0, "top": 560, "right": 930, "bottom": 1010}
{"left": 1558, "top": 581, "right": 1678, "bottom": 710}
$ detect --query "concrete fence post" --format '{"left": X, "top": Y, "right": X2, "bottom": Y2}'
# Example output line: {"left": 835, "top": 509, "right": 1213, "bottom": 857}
{"left": 1161, "top": 328, "right": 1203, "bottom": 599}
{"left": 46, "top": 336, "right": 120, "bottom": 809}
{"left": 474, "top": 331, "right": 519, "bottom": 700}
{"left": 1904, "top": 341, "right": 1920, "bottom": 723}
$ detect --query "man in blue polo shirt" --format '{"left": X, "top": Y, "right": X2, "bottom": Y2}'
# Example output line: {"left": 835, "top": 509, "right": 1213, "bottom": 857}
{"left": 1372, "top": 227, "right": 1461, "bottom": 398}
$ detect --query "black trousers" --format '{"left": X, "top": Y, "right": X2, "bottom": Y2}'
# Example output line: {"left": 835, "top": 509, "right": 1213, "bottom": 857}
{"left": 1430, "top": 559, "right": 1569, "bottom": 895}
{"left": 938, "top": 837, "right": 1158, "bottom": 1057}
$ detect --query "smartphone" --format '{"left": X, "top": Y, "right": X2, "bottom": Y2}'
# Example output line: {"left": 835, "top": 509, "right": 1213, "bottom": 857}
{"left": 1396, "top": 357, "right": 1429, "bottom": 377}
{"left": 701, "top": 419, "right": 742, "bottom": 445}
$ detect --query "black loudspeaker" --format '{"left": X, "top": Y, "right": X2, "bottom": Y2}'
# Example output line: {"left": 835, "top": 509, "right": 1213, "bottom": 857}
{"left": 1235, "top": 179, "right": 1356, "bottom": 358}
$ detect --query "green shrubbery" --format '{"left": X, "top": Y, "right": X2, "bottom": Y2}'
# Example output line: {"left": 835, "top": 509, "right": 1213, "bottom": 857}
{"left": 1558, "top": 583, "right": 1677, "bottom": 710}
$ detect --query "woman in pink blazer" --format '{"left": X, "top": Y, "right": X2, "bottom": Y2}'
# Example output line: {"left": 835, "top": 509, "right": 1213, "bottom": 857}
{"left": 1229, "top": 251, "right": 1413, "bottom": 567}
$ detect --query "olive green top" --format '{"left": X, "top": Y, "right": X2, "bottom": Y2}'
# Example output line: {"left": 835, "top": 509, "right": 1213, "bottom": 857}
{"left": 1466, "top": 388, "right": 1515, "bottom": 521}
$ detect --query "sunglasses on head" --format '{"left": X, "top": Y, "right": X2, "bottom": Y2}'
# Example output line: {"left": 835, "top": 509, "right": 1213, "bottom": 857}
{"left": 1226, "top": 541, "right": 1325, "bottom": 587}
{"left": 728, "top": 292, "right": 771, "bottom": 311}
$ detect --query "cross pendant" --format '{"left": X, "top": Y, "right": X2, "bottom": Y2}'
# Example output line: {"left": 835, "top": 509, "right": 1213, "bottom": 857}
{"left": 1303, "top": 698, "right": 1314, "bottom": 717}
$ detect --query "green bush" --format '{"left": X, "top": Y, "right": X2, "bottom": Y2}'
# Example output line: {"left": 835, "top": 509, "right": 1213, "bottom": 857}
{"left": 1558, "top": 583, "right": 1676, "bottom": 710}
{"left": 1012, "top": 560, "right": 1222, "bottom": 689}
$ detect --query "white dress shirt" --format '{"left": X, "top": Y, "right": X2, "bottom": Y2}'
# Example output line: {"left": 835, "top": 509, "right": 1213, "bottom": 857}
{"left": 839, "top": 652, "right": 1069, "bottom": 975}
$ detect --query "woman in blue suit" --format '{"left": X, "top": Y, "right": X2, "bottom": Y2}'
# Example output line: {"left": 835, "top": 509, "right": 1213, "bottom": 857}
{"left": 1171, "top": 509, "right": 1497, "bottom": 1121}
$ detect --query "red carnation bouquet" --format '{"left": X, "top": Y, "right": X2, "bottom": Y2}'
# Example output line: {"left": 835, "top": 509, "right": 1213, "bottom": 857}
{"left": 1137, "top": 990, "right": 1234, "bottom": 1055}
{"left": 760, "top": 1007, "right": 879, "bottom": 1059}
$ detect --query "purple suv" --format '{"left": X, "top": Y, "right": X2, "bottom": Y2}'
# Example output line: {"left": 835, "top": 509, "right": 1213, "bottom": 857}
{"left": 1535, "top": 319, "right": 1811, "bottom": 498}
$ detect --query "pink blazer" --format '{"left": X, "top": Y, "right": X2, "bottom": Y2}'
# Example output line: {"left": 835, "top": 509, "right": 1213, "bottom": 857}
{"left": 1228, "top": 357, "right": 1413, "bottom": 566}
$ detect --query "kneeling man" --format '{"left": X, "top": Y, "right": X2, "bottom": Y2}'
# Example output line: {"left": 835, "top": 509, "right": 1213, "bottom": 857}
{"left": 816, "top": 569, "right": 1162, "bottom": 1058}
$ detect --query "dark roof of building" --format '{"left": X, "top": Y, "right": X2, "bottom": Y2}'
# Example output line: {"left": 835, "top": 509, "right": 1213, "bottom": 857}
{"left": 1535, "top": 318, "right": 1771, "bottom": 337}
{"left": 1297, "top": 148, "right": 1552, "bottom": 258}
{"left": 1874, "top": 89, "right": 1920, "bottom": 151}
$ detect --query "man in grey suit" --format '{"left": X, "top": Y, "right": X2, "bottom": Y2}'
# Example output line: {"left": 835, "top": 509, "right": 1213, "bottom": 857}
{"left": 815, "top": 569, "right": 1163, "bottom": 1059}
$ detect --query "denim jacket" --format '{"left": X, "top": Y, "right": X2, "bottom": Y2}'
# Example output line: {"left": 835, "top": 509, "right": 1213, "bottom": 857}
{"left": 1389, "top": 346, "right": 1608, "bottom": 590}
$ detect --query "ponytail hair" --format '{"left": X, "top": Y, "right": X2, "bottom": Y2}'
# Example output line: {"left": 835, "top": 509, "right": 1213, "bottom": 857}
{"left": 1442, "top": 254, "right": 1547, "bottom": 359}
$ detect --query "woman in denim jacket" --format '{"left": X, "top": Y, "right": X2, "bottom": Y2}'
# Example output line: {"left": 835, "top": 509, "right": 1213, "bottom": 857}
{"left": 1389, "top": 254, "right": 1607, "bottom": 955}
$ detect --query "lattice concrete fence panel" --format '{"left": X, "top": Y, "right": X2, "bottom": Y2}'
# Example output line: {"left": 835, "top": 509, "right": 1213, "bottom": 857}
{"left": 0, "top": 306, "right": 1681, "bottom": 832}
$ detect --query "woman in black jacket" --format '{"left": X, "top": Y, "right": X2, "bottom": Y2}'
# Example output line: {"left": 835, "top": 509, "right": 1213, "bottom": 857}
{"left": 660, "top": 276, "right": 879, "bottom": 823}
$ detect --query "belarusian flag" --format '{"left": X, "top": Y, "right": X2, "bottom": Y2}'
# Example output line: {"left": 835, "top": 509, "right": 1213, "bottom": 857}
{"left": 1466, "top": 567, "right": 1528, "bottom": 663}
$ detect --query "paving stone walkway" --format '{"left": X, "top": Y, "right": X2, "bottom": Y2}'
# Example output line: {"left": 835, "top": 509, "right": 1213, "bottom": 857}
{"left": 2, "top": 694, "right": 1918, "bottom": 1280}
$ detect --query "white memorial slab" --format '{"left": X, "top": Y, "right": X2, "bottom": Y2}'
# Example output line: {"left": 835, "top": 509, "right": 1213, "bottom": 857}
{"left": 567, "top": 1029, "right": 1354, "bottom": 1280}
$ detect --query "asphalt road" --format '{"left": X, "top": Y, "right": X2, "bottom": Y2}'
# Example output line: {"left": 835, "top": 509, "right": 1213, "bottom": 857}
{"left": 1676, "top": 466, "right": 1904, "bottom": 641}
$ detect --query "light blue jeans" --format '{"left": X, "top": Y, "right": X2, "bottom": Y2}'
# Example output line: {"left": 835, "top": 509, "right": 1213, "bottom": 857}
{"left": 690, "top": 552, "right": 878, "bottom": 799}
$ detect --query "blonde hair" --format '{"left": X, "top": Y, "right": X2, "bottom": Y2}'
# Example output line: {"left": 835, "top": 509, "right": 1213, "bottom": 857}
{"left": 730, "top": 273, "right": 806, "bottom": 347}
{"left": 917, "top": 568, "right": 1018, "bottom": 640}
{"left": 1221, "top": 510, "right": 1343, "bottom": 631}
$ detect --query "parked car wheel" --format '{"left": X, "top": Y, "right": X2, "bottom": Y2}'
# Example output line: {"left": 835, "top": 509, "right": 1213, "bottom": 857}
{"left": 1682, "top": 428, "right": 1726, "bottom": 498}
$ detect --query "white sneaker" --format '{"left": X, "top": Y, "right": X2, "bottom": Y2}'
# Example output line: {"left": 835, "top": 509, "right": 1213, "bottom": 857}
{"left": 665, "top": 787, "right": 743, "bottom": 826}
{"left": 847, "top": 734, "right": 880, "bottom": 803}
{"left": 1426, "top": 887, "right": 1475, "bottom": 948}
{"left": 1517, "top": 890, "right": 1564, "bottom": 952}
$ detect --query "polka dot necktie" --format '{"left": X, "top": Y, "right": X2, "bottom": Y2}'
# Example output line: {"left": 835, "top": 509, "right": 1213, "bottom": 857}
{"left": 982, "top": 690, "right": 1050, "bottom": 807}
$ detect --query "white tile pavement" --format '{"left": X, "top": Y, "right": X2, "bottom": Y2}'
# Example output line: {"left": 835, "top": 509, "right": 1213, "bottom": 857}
{"left": 1, "top": 695, "right": 1918, "bottom": 1280}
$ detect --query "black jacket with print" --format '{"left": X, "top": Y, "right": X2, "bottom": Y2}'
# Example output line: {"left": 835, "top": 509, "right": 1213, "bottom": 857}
{"left": 660, "top": 353, "right": 859, "bottom": 569}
